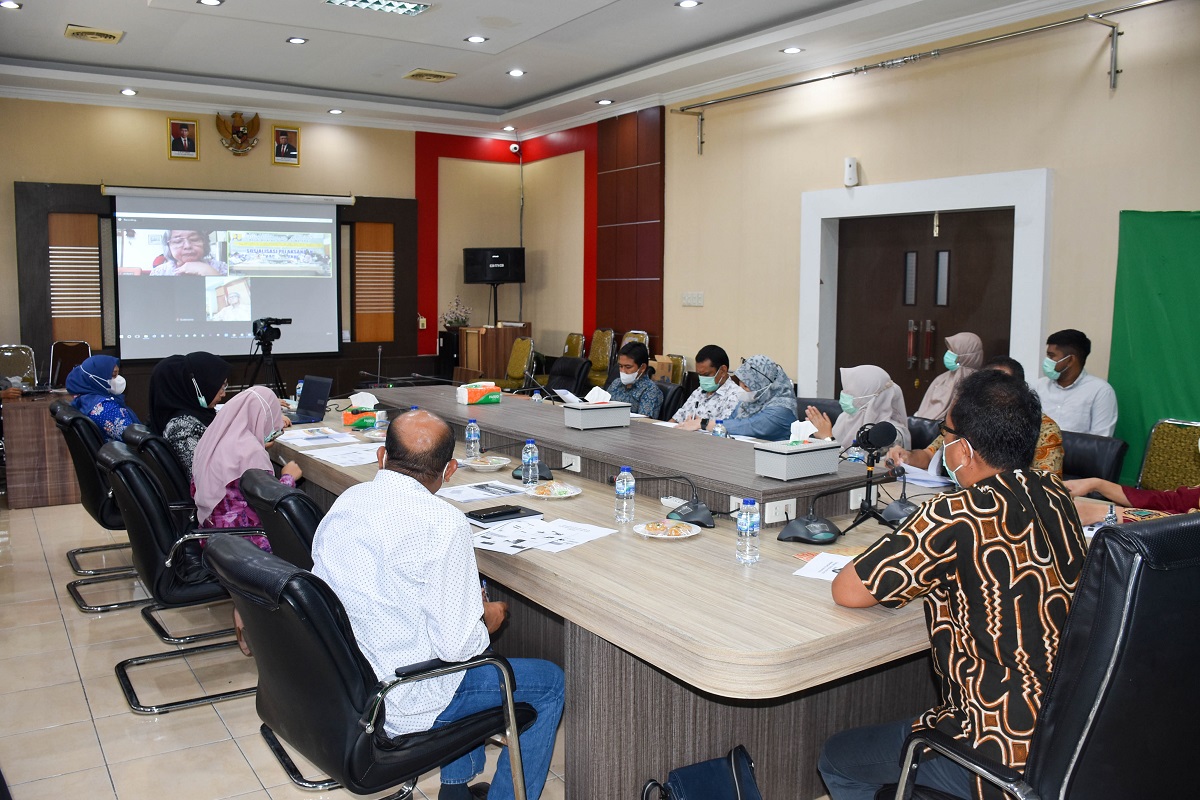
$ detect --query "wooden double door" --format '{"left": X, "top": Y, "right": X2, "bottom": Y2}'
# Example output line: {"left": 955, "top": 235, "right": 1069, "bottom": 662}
{"left": 835, "top": 209, "right": 1015, "bottom": 413}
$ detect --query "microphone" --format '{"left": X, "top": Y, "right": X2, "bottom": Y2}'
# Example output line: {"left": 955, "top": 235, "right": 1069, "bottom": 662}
{"left": 358, "top": 370, "right": 408, "bottom": 385}
{"left": 881, "top": 464, "right": 919, "bottom": 527}
{"left": 410, "top": 372, "right": 471, "bottom": 386}
{"left": 512, "top": 370, "right": 562, "bottom": 401}
{"left": 605, "top": 473, "right": 715, "bottom": 528}
{"left": 857, "top": 421, "right": 898, "bottom": 451}
{"left": 479, "top": 440, "right": 559, "bottom": 481}
{"left": 376, "top": 345, "right": 383, "bottom": 385}
{"left": 778, "top": 463, "right": 905, "bottom": 544}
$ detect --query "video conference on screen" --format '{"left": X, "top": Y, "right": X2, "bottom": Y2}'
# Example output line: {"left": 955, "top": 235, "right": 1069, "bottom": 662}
{"left": 114, "top": 194, "right": 341, "bottom": 360}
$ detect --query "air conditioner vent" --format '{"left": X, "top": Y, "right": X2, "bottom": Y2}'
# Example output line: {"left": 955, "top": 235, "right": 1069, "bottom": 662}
{"left": 403, "top": 68, "right": 457, "bottom": 83}
{"left": 64, "top": 25, "right": 125, "bottom": 44}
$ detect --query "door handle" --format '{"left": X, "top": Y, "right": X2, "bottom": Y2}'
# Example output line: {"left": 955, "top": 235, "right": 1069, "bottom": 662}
{"left": 906, "top": 320, "right": 917, "bottom": 369}
{"left": 922, "top": 320, "right": 936, "bottom": 370}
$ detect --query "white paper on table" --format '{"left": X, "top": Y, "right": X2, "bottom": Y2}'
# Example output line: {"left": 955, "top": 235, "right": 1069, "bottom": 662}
{"left": 652, "top": 421, "right": 679, "bottom": 428}
{"left": 1083, "top": 523, "right": 1102, "bottom": 540}
{"left": 630, "top": 413, "right": 647, "bottom": 418}
{"left": 307, "top": 442, "right": 383, "bottom": 466}
{"left": 584, "top": 386, "right": 611, "bottom": 403}
{"left": 436, "top": 481, "right": 526, "bottom": 503}
{"left": 900, "top": 464, "right": 954, "bottom": 488}
{"left": 730, "top": 434, "right": 760, "bottom": 443}
{"left": 473, "top": 517, "right": 617, "bottom": 554}
{"left": 793, "top": 553, "right": 854, "bottom": 581}
{"left": 277, "top": 427, "right": 359, "bottom": 446}
{"left": 554, "top": 389, "right": 582, "bottom": 404}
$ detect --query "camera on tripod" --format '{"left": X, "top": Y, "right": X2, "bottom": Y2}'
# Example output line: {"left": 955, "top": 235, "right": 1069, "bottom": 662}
{"left": 252, "top": 317, "right": 292, "bottom": 344}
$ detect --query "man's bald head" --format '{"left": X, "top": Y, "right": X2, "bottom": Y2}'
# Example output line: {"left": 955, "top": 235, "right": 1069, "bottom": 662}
{"left": 383, "top": 410, "right": 455, "bottom": 482}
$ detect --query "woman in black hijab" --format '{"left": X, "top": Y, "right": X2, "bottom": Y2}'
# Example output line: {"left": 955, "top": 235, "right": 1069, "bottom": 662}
{"left": 148, "top": 351, "right": 231, "bottom": 477}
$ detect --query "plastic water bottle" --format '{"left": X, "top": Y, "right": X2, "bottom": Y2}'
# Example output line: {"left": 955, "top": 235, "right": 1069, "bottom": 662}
{"left": 614, "top": 466, "right": 636, "bottom": 523}
{"left": 465, "top": 419, "right": 481, "bottom": 459}
{"left": 521, "top": 439, "right": 539, "bottom": 486}
{"left": 712, "top": 419, "right": 727, "bottom": 438}
{"left": 736, "top": 498, "right": 760, "bottom": 564}
{"left": 294, "top": 379, "right": 304, "bottom": 403}
{"left": 531, "top": 390, "right": 543, "bottom": 404}
{"left": 844, "top": 443, "right": 867, "bottom": 463}
{"left": 410, "top": 405, "right": 419, "bottom": 412}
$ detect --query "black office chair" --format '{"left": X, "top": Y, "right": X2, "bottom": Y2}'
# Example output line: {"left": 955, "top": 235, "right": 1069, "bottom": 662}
{"left": 1060, "top": 430, "right": 1128, "bottom": 483}
{"left": 51, "top": 403, "right": 143, "bottom": 611}
{"left": 97, "top": 441, "right": 261, "bottom": 714}
{"left": 121, "top": 424, "right": 195, "bottom": 510}
{"left": 239, "top": 468, "right": 324, "bottom": 570}
{"left": 887, "top": 514, "right": 1200, "bottom": 800}
{"left": 201, "top": 534, "right": 538, "bottom": 800}
{"left": 797, "top": 397, "right": 842, "bottom": 425}
{"left": 907, "top": 416, "right": 942, "bottom": 452}
{"left": 544, "top": 356, "right": 591, "bottom": 398}
{"left": 654, "top": 379, "right": 686, "bottom": 422}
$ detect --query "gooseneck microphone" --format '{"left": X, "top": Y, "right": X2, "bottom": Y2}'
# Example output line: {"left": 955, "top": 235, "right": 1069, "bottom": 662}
{"left": 479, "top": 440, "right": 560, "bottom": 481}
{"left": 605, "top": 473, "right": 715, "bottom": 528}
{"left": 882, "top": 464, "right": 919, "bottom": 526}
{"left": 409, "top": 372, "right": 472, "bottom": 386}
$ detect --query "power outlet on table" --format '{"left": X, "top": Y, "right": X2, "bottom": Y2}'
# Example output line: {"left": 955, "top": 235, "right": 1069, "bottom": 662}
{"left": 764, "top": 499, "right": 797, "bottom": 525}
{"left": 560, "top": 452, "right": 581, "bottom": 473}
{"left": 848, "top": 487, "right": 866, "bottom": 511}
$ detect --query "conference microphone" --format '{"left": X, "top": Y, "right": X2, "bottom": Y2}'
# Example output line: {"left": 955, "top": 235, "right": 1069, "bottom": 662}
{"left": 358, "top": 370, "right": 408, "bottom": 385}
{"left": 479, "top": 440, "right": 560, "bottom": 481}
{"left": 777, "top": 463, "right": 905, "bottom": 544}
{"left": 512, "top": 370, "right": 562, "bottom": 401}
{"left": 856, "top": 420, "right": 898, "bottom": 452}
{"left": 605, "top": 473, "right": 715, "bottom": 528}
{"left": 881, "top": 464, "right": 919, "bottom": 527}
{"left": 410, "top": 372, "right": 471, "bottom": 386}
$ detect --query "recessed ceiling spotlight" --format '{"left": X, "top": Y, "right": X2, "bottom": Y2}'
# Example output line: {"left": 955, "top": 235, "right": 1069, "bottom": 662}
{"left": 465, "top": 35, "right": 487, "bottom": 44}
{"left": 507, "top": 68, "right": 525, "bottom": 77}
{"left": 781, "top": 47, "right": 804, "bottom": 55}
{"left": 287, "top": 36, "right": 308, "bottom": 44}
{"left": 675, "top": 0, "right": 701, "bottom": 8}
{"left": 120, "top": 88, "right": 137, "bottom": 96}
{"left": 596, "top": 99, "right": 613, "bottom": 106}
{"left": 328, "top": 108, "right": 344, "bottom": 115}
{"left": 0, "top": 1, "right": 23, "bottom": 9}
{"left": 197, "top": 0, "right": 223, "bottom": 6}
{"left": 503, "top": 126, "right": 516, "bottom": 132}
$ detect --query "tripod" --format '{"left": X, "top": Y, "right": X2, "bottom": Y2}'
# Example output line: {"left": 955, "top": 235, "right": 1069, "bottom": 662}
{"left": 245, "top": 338, "right": 287, "bottom": 397}
{"left": 841, "top": 447, "right": 891, "bottom": 535}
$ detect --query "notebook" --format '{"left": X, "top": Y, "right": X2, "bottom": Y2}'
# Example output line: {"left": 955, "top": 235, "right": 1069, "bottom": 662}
{"left": 283, "top": 375, "right": 332, "bottom": 424}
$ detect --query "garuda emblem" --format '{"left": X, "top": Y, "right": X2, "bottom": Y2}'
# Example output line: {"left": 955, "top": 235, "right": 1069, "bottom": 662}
{"left": 216, "top": 112, "right": 260, "bottom": 156}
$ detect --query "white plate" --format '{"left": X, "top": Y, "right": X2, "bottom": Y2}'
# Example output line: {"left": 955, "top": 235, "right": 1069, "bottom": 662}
{"left": 634, "top": 520, "right": 701, "bottom": 539}
{"left": 524, "top": 481, "right": 582, "bottom": 499}
{"left": 362, "top": 429, "right": 387, "bottom": 441}
{"left": 462, "top": 456, "right": 512, "bottom": 472}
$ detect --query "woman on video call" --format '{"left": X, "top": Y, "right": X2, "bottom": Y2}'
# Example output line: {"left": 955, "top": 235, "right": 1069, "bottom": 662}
{"left": 149, "top": 229, "right": 228, "bottom": 276}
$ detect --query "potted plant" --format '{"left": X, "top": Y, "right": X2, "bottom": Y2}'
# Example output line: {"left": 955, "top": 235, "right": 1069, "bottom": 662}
{"left": 439, "top": 296, "right": 472, "bottom": 330}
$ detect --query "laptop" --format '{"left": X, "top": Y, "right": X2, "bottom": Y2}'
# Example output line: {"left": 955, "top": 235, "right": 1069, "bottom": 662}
{"left": 284, "top": 375, "right": 333, "bottom": 424}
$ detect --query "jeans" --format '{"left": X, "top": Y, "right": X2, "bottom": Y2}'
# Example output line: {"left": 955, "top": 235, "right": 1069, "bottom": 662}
{"left": 433, "top": 658, "right": 564, "bottom": 800}
{"left": 818, "top": 718, "right": 972, "bottom": 800}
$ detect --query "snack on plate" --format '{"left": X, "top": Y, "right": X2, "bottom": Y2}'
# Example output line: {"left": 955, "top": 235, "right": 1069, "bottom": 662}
{"left": 645, "top": 521, "right": 669, "bottom": 532}
{"left": 667, "top": 524, "right": 691, "bottom": 537}
{"left": 532, "top": 484, "right": 555, "bottom": 496}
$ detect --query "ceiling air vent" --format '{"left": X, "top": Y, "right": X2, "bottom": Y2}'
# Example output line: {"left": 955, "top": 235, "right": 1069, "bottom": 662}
{"left": 64, "top": 24, "right": 125, "bottom": 44}
{"left": 403, "top": 68, "right": 457, "bottom": 83}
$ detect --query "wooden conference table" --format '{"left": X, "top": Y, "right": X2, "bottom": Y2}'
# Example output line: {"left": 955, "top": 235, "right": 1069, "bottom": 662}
{"left": 2, "top": 392, "right": 81, "bottom": 509}
{"left": 274, "top": 392, "right": 934, "bottom": 798}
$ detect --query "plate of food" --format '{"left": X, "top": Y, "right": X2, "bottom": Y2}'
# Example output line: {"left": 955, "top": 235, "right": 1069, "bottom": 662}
{"left": 525, "top": 480, "right": 582, "bottom": 499}
{"left": 462, "top": 455, "right": 512, "bottom": 472}
{"left": 634, "top": 520, "right": 701, "bottom": 539}
{"left": 362, "top": 428, "right": 387, "bottom": 441}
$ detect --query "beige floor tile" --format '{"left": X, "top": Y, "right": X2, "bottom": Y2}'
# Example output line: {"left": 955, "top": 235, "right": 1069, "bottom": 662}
{"left": 63, "top": 605, "right": 158, "bottom": 648}
{"left": 0, "top": 598, "right": 63, "bottom": 629}
{"left": 216, "top": 694, "right": 266, "bottom": 738}
{"left": 7, "top": 765, "right": 116, "bottom": 800}
{"left": 226, "top": 792, "right": 273, "bottom": 800}
{"left": 59, "top": 577, "right": 149, "bottom": 612}
{"left": 0, "top": 570, "right": 58, "bottom": 604}
{"left": 81, "top": 660, "right": 205, "bottom": 719}
{"left": 549, "top": 725, "right": 564, "bottom": 778}
{"left": 265, "top": 782, "right": 407, "bottom": 800}
{"left": 0, "top": 648, "right": 79, "bottom": 695}
{"left": 187, "top": 646, "right": 259, "bottom": 695}
{"left": 94, "top": 702, "right": 232, "bottom": 764}
{"left": 236, "top": 730, "right": 326, "bottom": 790}
{"left": 0, "top": 682, "right": 91, "bottom": 737}
{"left": 538, "top": 776, "right": 566, "bottom": 800}
{"left": 0, "top": 719, "right": 106, "bottom": 784}
{"left": 0, "top": 619, "right": 70, "bottom": 658}
{"left": 73, "top": 633, "right": 176, "bottom": 679}
{"left": 108, "top": 739, "right": 262, "bottom": 800}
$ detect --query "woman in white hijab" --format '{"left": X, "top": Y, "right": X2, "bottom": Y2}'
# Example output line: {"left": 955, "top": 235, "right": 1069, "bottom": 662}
{"left": 914, "top": 332, "right": 983, "bottom": 419}
{"left": 805, "top": 365, "right": 911, "bottom": 449}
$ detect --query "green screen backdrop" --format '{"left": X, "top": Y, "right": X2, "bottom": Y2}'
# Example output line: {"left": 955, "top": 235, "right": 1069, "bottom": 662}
{"left": 1109, "top": 211, "right": 1200, "bottom": 485}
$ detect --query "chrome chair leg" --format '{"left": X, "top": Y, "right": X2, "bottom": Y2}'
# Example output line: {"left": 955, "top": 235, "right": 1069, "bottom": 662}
{"left": 66, "top": 542, "right": 134, "bottom": 576}
{"left": 115, "top": 640, "right": 256, "bottom": 714}
{"left": 140, "top": 600, "right": 235, "bottom": 645}
{"left": 260, "top": 725, "right": 415, "bottom": 799}
{"left": 66, "top": 573, "right": 151, "bottom": 613}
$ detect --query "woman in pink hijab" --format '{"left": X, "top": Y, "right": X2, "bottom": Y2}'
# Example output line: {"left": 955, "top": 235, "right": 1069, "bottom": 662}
{"left": 914, "top": 332, "right": 983, "bottom": 419}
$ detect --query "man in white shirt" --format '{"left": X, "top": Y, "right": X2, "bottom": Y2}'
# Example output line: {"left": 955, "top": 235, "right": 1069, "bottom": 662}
{"left": 672, "top": 344, "right": 741, "bottom": 425}
{"left": 311, "top": 410, "right": 564, "bottom": 800}
{"left": 1035, "top": 328, "right": 1119, "bottom": 437}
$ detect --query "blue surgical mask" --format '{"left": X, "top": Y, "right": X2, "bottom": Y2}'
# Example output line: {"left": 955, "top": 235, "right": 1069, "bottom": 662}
{"left": 839, "top": 392, "right": 857, "bottom": 416}
{"left": 1042, "top": 354, "right": 1070, "bottom": 381}
{"left": 941, "top": 437, "right": 971, "bottom": 488}
{"left": 943, "top": 350, "right": 959, "bottom": 371}
{"left": 698, "top": 375, "right": 719, "bottom": 393}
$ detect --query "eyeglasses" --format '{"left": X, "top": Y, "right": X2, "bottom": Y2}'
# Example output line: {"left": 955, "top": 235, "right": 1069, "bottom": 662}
{"left": 167, "top": 235, "right": 207, "bottom": 247}
{"left": 938, "top": 421, "right": 959, "bottom": 439}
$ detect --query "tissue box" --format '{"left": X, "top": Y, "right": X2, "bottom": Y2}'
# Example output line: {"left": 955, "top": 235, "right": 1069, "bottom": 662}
{"left": 563, "top": 401, "right": 632, "bottom": 430}
{"left": 456, "top": 382, "right": 502, "bottom": 405}
{"left": 342, "top": 408, "right": 376, "bottom": 428}
{"left": 754, "top": 439, "right": 840, "bottom": 481}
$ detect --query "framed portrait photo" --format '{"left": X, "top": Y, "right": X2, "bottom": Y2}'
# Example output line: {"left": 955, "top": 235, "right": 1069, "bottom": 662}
{"left": 168, "top": 118, "right": 199, "bottom": 160}
{"left": 272, "top": 125, "right": 300, "bottom": 166}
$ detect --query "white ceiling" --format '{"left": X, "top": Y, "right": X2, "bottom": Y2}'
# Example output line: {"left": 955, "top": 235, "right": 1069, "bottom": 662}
{"left": 0, "top": 0, "right": 1100, "bottom": 138}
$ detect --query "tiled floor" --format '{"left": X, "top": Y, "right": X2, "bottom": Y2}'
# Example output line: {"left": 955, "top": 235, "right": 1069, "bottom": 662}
{"left": 0, "top": 501, "right": 566, "bottom": 800}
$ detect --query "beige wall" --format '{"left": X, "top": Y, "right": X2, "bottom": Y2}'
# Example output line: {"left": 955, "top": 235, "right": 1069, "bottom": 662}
{"left": 521, "top": 151, "right": 585, "bottom": 356}
{"left": 0, "top": 97, "right": 415, "bottom": 343}
{"left": 663, "top": 0, "right": 1200, "bottom": 380}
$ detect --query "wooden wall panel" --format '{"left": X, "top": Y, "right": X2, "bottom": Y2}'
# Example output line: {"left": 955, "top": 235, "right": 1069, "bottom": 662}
{"left": 47, "top": 212, "right": 103, "bottom": 352}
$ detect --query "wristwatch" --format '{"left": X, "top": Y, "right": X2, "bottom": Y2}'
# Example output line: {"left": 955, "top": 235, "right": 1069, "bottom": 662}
{"left": 700, "top": 418, "right": 710, "bottom": 429}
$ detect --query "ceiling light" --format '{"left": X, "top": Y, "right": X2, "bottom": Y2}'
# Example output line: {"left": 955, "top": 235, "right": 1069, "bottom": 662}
{"left": 507, "top": 68, "right": 525, "bottom": 78}
{"left": 465, "top": 35, "right": 487, "bottom": 44}
{"left": 324, "top": 0, "right": 430, "bottom": 15}
{"left": 197, "top": 0, "right": 223, "bottom": 6}
{"left": 781, "top": 47, "right": 804, "bottom": 55}
{"left": 120, "top": 88, "right": 137, "bottom": 96}
{"left": 0, "top": 1, "right": 23, "bottom": 9}
{"left": 596, "top": 99, "right": 613, "bottom": 106}
{"left": 675, "top": 1, "right": 701, "bottom": 7}
{"left": 328, "top": 108, "right": 344, "bottom": 115}
{"left": 287, "top": 37, "right": 308, "bottom": 44}
{"left": 502, "top": 125, "right": 516, "bottom": 132}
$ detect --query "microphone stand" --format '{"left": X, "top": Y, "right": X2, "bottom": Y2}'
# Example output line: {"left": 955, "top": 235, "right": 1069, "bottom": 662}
{"left": 841, "top": 447, "right": 893, "bottom": 535}
{"left": 881, "top": 465, "right": 919, "bottom": 527}
{"left": 409, "top": 372, "right": 469, "bottom": 386}
{"left": 479, "top": 440, "right": 562, "bottom": 481}
{"left": 777, "top": 475, "right": 875, "bottom": 542}
{"left": 605, "top": 473, "right": 715, "bottom": 528}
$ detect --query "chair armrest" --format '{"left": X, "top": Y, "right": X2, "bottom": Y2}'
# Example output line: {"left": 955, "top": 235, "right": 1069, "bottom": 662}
{"left": 895, "top": 729, "right": 1036, "bottom": 800}
{"left": 164, "top": 527, "right": 266, "bottom": 567}
{"left": 357, "top": 651, "right": 516, "bottom": 734}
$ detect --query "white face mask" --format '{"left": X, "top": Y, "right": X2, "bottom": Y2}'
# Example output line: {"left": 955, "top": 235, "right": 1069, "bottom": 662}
{"left": 618, "top": 369, "right": 640, "bottom": 386}
{"left": 108, "top": 375, "right": 127, "bottom": 395}
{"left": 737, "top": 387, "right": 757, "bottom": 404}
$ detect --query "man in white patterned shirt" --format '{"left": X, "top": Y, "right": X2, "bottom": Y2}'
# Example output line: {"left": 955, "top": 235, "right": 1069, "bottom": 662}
{"left": 311, "top": 410, "right": 564, "bottom": 800}
{"left": 671, "top": 344, "right": 742, "bottom": 425}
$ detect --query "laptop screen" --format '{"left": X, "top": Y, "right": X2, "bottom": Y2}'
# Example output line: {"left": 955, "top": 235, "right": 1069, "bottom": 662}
{"left": 297, "top": 375, "right": 333, "bottom": 416}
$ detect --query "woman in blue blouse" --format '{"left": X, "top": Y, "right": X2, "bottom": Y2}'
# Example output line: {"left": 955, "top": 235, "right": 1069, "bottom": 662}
{"left": 605, "top": 341, "right": 663, "bottom": 418}
{"left": 67, "top": 355, "right": 140, "bottom": 442}
{"left": 679, "top": 354, "right": 797, "bottom": 440}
